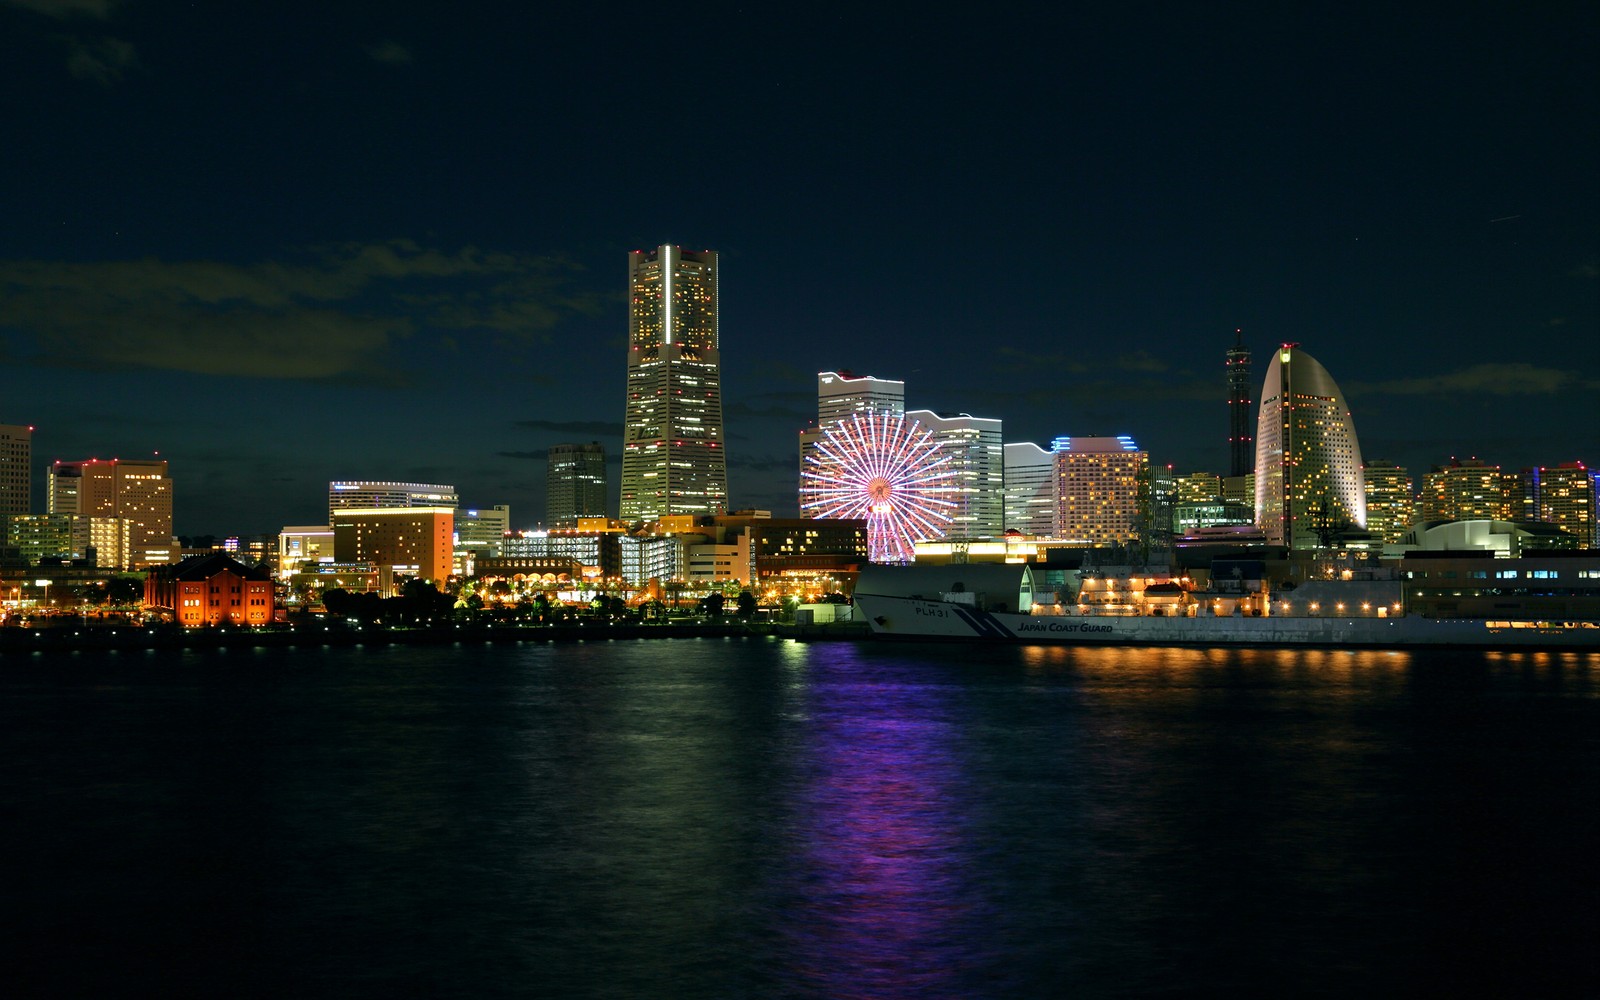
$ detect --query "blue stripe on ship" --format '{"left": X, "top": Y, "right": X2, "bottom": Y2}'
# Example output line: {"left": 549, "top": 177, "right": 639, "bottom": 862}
{"left": 949, "top": 605, "right": 1016, "bottom": 639}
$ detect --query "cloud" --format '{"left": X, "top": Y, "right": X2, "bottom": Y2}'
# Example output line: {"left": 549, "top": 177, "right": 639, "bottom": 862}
{"left": 1346, "top": 363, "right": 1578, "bottom": 397}
{"left": 496, "top": 451, "right": 548, "bottom": 461}
{"left": 366, "top": 40, "right": 413, "bottom": 65}
{"left": 66, "top": 34, "right": 136, "bottom": 83}
{"left": 511, "top": 419, "right": 623, "bottom": 437}
{"left": 1571, "top": 260, "right": 1600, "bottom": 280}
{"left": 0, "top": 241, "right": 599, "bottom": 384}
{"left": 2, "top": 0, "right": 117, "bottom": 16}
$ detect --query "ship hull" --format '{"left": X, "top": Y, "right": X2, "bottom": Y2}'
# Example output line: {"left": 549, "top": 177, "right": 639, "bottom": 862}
{"left": 852, "top": 595, "right": 1600, "bottom": 649}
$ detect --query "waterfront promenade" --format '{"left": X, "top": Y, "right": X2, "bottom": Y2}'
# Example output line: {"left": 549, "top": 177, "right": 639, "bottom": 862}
{"left": 0, "top": 619, "right": 869, "bottom": 654}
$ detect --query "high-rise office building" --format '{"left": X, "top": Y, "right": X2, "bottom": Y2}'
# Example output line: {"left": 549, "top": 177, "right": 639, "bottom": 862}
{"left": 1054, "top": 436, "right": 1149, "bottom": 545}
{"left": 0, "top": 423, "right": 31, "bottom": 516}
{"left": 328, "top": 481, "right": 458, "bottom": 523}
{"left": 1254, "top": 345, "right": 1366, "bottom": 548}
{"left": 48, "top": 458, "right": 173, "bottom": 568}
{"left": 546, "top": 443, "right": 608, "bottom": 526}
{"left": 1363, "top": 461, "right": 1415, "bottom": 544}
{"left": 1419, "top": 459, "right": 1510, "bottom": 523}
{"left": 816, "top": 370, "right": 905, "bottom": 427}
{"left": 1226, "top": 332, "right": 1253, "bottom": 478}
{"left": 905, "top": 410, "right": 1004, "bottom": 538}
{"left": 1003, "top": 441, "right": 1058, "bottom": 536}
{"left": 799, "top": 371, "right": 905, "bottom": 518}
{"left": 1529, "top": 462, "right": 1596, "bottom": 547}
{"left": 620, "top": 245, "right": 727, "bottom": 522}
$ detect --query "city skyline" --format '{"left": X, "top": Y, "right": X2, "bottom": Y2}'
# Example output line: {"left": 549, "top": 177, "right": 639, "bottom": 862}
{"left": 0, "top": 4, "right": 1594, "bottom": 535}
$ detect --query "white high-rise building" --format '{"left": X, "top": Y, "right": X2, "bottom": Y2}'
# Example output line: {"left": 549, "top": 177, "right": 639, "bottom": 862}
{"left": 800, "top": 371, "right": 906, "bottom": 518}
{"left": 328, "top": 481, "right": 458, "bottom": 523}
{"left": 1254, "top": 345, "right": 1366, "bottom": 548}
{"left": 906, "top": 410, "right": 1004, "bottom": 538}
{"left": 1003, "top": 441, "right": 1057, "bottom": 536}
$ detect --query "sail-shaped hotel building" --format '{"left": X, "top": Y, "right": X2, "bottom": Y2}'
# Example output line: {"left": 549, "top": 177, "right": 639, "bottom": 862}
{"left": 1254, "top": 345, "right": 1367, "bottom": 548}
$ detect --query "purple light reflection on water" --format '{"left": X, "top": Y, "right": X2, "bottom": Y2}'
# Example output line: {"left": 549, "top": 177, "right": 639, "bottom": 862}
{"left": 773, "top": 666, "right": 1005, "bottom": 999}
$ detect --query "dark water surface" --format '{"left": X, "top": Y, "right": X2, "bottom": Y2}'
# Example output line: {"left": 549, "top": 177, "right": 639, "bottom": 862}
{"left": 3, "top": 639, "right": 1597, "bottom": 998}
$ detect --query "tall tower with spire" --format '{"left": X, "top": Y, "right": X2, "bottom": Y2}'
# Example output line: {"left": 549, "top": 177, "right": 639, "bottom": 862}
{"left": 1226, "top": 330, "right": 1253, "bottom": 478}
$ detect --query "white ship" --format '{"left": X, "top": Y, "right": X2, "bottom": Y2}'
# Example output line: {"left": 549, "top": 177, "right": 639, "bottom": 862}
{"left": 852, "top": 564, "right": 1600, "bottom": 649}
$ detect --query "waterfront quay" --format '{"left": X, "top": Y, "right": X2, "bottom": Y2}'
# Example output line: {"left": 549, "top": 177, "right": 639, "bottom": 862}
{"left": 0, "top": 619, "right": 870, "bottom": 654}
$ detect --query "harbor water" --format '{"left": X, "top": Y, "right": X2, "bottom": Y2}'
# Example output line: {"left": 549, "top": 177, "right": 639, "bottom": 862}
{"left": 3, "top": 638, "right": 1597, "bottom": 998}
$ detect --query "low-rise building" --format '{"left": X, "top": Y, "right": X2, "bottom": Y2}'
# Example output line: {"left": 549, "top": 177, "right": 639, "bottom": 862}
{"left": 145, "top": 553, "right": 275, "bottom": 627}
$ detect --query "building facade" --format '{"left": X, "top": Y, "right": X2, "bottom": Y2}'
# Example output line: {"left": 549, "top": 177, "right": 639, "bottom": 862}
{"left": 1419, "top": 459, "right": 1510, "bottom": 523}
{"left": 1529, "top": 462, "right": 1596, "bottom": 547}
{"left": 331, "top": 507, "right": 454, "bottom": 593}
{"left": 1053, "top": 436, "right": 1149, "bottom": 545}
{"left": 4, "top": 513, "right": 90, "bottom": 564}
{"left": 619, "top": 246, "right": 728, "bottom": 522}
{"left": 328, "top": 481, "right": 458, "bottom": 523}
{"left": 1363, "top": 461, "right": 1415, "bottom": 544}
{"left": 0, "top": 424, "right": 31, "bottom": 516}
{"left": 546, "top": 443, "right": 608, "bottom": 526}
{"left": 1254, "top": 345, "right": 1366, "bottom": 548}
{"left": 1003, "top": 442, "right": 1058, "bottom": 536}
{"left": 145, "top": 553, "right": 275, "bottom": 628}
{"left": 1226, "top": 333, "right": 1253, "bottom": 478}
{"left": 455, "top": 505, "right": 511, "bottom": 558}
{"left": 905, "top": 410, "right": 1003, "bottom": 538}
{"left": 799, "top": 371, "right": 906, "bottom": 517}
{"left": 47, "top": 458, "right": 173, "bottom": 568}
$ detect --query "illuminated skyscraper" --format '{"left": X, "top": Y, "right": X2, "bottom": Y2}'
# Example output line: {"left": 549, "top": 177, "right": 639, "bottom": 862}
{"left": 546, "top": 442, "right": 608, "bottom": 526}
{"left": 1003, "top": 442, "right": 1058, "bottom": 536}
{"left": 1419, "top": 459, "right": 1510, "bottom": 522}
{"left": 620, "top": 246, "right": 727, "bottom": 522}
{"left": 0, "top": 423, "right": 31, "bottom": 515}
{"left": 1362, "top": 460, "right": 1415, "bottom": 544}
{"left": 906, "top": 410, "right": 1003, "bottom": 538}
{"left": 1529, "top": 462, "right": 1596, "bottom": 547}
{"left": 799, "top": 371, "right": 904, "bottom": 518}
{"left": 1254, "top": 345, "right": 1366, "bottom": 548}
{"left": 1226, "top": 332, "right": 1253, "bottom": 478}
{"left": 48, "top": 458, "right": 173, "bottom": 568}
{"left": 1054, "top": 436, "right": 1149, "bottom": 545}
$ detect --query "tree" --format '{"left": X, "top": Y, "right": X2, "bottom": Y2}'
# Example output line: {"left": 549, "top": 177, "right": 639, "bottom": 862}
{"left": 736, "top": 591, "right": 757, "bottom": 621}
{"left": 698, "top": 592, "right": 724, "bottom": 619}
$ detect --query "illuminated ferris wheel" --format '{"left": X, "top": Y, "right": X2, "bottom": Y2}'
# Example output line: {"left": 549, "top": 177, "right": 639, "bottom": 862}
{"left": 802, "top": 413, "right": 956, "bottom": 563}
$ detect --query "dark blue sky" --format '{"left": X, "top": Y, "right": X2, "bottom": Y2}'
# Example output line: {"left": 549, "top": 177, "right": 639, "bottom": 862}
{"left": 2, "top": 1, "right": 1595, "bottom": 535}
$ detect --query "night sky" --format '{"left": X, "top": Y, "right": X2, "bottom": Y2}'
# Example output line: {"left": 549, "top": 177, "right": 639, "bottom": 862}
{"left": 2, "top": 2, "right": 1595, "bottom": 536}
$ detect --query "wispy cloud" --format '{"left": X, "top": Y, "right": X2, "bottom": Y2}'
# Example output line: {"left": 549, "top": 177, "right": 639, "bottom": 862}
{"left": 2, "top": 0, "right": 118, "bottom": 16}
{"left": 496, "top": 451, "right": 547, "bottom": 461}
{"left": 0, "top": 240, "right": 600, "bottom": 385}
{"left": 366, "top": 40, "right": 413, "bottom": 65}
{"left": 66, "top": 33, "right": 135, "bottom": 83}
{"left": 1346, "top": 363, "right": 1578, "bottom": 397}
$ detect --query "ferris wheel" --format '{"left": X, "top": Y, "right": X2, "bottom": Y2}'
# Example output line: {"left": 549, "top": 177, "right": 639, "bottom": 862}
{"left": 802, "top": 412, "right": 956, "bottom": 563}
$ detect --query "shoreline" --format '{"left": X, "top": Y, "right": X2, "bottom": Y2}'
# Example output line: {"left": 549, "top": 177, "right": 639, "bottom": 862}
{"left": 0, "top": 620, "right": 872, "bottom": 654}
